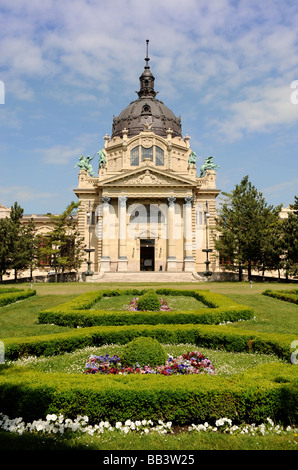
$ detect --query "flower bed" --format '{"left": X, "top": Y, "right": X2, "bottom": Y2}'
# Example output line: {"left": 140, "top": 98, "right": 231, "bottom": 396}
{"left": 126, "top": 297, "right": 171, "bottom": 311}
{"left": 84, "top": 350, "right": 215, "bottom": 375}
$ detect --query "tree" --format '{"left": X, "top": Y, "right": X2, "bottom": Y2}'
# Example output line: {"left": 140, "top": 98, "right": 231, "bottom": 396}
{"left": 6, "top": 202, "right": 30, "bottom": 282}
{"left": 213, "top": 176, "right": 281, "bottom": 281}
{"left": 22, "top": 219, "right": 39, "bottom": 281}
{"left": 39, "top": 201, "right": 85, "bottom": 282}
{"left": 281, "top": 196, "right": 298, "bottom": 278}
{"left": 0, "top": 217, "right": 11, "bottom": 282}
{"left": 257, "top": 214, "right": 284, "bottom": 278}
{"left": 0, "top": 202, "right": 38, "bottom": 282}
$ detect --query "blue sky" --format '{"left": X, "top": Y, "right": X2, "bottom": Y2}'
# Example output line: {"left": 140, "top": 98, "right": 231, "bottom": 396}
{"left": 0, "top": 0, "right": 298, "bottom": 215}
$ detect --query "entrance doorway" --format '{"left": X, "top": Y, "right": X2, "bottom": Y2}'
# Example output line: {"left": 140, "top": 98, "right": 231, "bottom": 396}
{"left": 140, "top": 239, "right": 155, "bottom": 271}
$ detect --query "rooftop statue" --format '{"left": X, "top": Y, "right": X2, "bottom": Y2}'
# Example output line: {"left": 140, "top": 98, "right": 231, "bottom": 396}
{"left": 97, "top": 149, "right": 107, "bottom": 168}
{"left": 188, "top": 151, "right": 197, "bottom": 165}
{"left": 74, "top": 155, "right": 95, "bottom": 176}
{"left": 200, "top": 156, "right": 219, "bottom": 177}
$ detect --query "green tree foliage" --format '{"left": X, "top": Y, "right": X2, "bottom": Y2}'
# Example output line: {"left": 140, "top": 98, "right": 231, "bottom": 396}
{"left": 213, "top": 176, "right": 281, "bottom": 281}
{"left": 39, "top": 201, "right": 85, "bottom": 282}
{"left": 0, "top": 217, "right": 11, "bottom": 282}
{"left": 0, "top": 202, "right": 39, "bottom": 282}
{"left": 281, "top": 195, "right": 298, "bottom": 278}
{"left": 8, "top": 202, "right": 26, "bottom": 281}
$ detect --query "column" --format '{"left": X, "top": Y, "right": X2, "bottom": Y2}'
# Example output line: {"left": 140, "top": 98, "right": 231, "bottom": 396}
{"left": 167, "top": 196, "right": 177, "bottom": 271}
{"left": 118, "top": 196, "right": 128, "bottom": 272}
{"left": 184, "top": 196, "right": 194, "bottom": 272}
{"left": 100, "top": 196, "right": 111, "bottom": 271}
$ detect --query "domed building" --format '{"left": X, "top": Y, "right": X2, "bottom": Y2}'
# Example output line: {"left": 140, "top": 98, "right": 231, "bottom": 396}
{"left": 74, "top": 41, "right": 220, "bottom": 280}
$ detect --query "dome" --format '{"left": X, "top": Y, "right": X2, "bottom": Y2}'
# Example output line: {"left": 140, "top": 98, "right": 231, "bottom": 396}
{"left": 111, "top": 41, "right": 182, "bottom": 139}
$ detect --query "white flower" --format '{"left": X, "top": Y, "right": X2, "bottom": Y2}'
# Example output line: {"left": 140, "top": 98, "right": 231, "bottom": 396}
{"left": 46, "top": 414, "right": 57, "bottom": 422}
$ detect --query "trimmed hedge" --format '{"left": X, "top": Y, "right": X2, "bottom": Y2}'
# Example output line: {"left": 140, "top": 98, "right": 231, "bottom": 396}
{"left": 0, "top": 287, "right": 25, "bottom": 294}
{"left": 121, "top": 337, "right": 167, "bottom": 367}
{"left": 3, "top": 323, "right": 296, "bottom": 362}
{"left": 0, "top": 289, "right": 36, "bottom": 307}
{"left": 38, "top": 288, "right": 254, "bottom": 327}
{"left": 262, "top": 289, "right": 298, "bottom": 305}
{"left": 0, "top": 363, "right": 296, "bottom": 425}
{"left": 137, "top": 291, "right": 161, "bottom": 311}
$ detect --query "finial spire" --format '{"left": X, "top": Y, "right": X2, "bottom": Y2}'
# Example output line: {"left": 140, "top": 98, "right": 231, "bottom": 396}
{"left": 145, "top": 39, "right": 150, "bottom": 68}
{"left": 137, "top": 39, "right": 157, "bottom": 98}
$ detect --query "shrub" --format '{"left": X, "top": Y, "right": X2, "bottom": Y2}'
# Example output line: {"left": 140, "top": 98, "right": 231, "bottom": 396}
{"left": 137, "top": 291, "right": 161, "bottom": 311}
{"left": 38, "top": 288, "right": 254, "bottom": 328}
{"left": 0, "top": 363, "right": 297, "bottom": 425}
{"left": 121, "top": 336, "right": 167, "bottom": 367}
{"left": 262, "top": 289, "right": 298, "bottom": 305}
{"left": 0, "top": 289, "right": 36, "bottom": 307}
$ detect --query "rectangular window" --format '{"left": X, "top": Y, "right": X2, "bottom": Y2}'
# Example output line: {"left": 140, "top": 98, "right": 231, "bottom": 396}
{"left": 156, "top": 146, "right": 164, "bottom": 166}
{"left": 196, "top": 210, "right": 203, "bottom": 225}
{"left": 130, "top": 146, "right": 139, "bottom": 166}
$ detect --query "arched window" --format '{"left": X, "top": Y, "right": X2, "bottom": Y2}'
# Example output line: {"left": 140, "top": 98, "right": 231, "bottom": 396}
{"left": 129, "top": 204, "right": 166, "bottom": 224}
{"left": 156, "top": 146, "right": 164, "bottom": 166}
{"left": 130, "top": 145, "right": 165, "bottom": 167}
{"left": 130, "top": 146, "right": 139, "bottom": 166}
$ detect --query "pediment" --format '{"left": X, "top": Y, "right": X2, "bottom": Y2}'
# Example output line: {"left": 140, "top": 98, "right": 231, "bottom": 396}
{"left": 99, "top": 166, "right": 195, "bottom": 188}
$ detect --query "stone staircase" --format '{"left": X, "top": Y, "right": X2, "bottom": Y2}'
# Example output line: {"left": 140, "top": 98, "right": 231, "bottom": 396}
{"left": 85, "top": 271, "right": 204, "bottom": 283}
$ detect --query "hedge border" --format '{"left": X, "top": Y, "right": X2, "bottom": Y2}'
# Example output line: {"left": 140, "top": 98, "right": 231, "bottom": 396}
{"left": 38, "top": 288, "right": 254, "bottom": 327}
{"left": 0, "top": 362, "right": 297, "bottom": 425}
{"left": 0, "top": 289, "right": 36, "bottom": 308}
{"left": 262, "top": 289, "right": 298, "bottom": 305}
{"left": 3, "top": 322, "right": 296, "bottom": 362}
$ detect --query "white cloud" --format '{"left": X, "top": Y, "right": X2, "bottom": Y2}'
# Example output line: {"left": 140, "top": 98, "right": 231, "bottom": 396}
{"left": 262, "top": 178, "right": 298, "bottom": 198}
{"left": 0, "top": 185, "right": 52, "bottom": 204}
{"left": 37, "top": 144, "right": 85, "bottom": 165}
{"left": 211, "top": 82, "right": 298, "bottom": 141}
{"left": 35, "top": 133, "right": 99, "bottom": 165}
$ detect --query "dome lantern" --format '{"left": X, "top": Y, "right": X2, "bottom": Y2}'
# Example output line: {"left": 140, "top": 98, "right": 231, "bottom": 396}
{"left": 111, "top": 40, "right": 182, "bottom": 139}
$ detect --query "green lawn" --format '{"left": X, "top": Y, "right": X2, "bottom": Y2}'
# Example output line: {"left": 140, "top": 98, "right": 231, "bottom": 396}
{"left": 0, "top": 280, "right": 297, "bottom": 450}
{"left": 91, "top": 294, "right": 207, "bottom": 311}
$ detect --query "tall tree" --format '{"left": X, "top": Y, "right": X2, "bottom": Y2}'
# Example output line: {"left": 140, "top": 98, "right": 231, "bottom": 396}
{"left": 22, "top": 219, "right": 39, "bottom": 281}
{"left": 281, "top": 196, "right": 298, "bottom": 278}
{"left": 7, "top": 202, "right": 27, "bottom": 281}
{"left": 213, "top": 176, "right": 281, "bottom": 281}
{"left": 0, "top": 217, "right": 11, "bottom": 282}
{"left": 257, "top": 214, "right": 284, "bottom": 278}
{"left": 39, "top": 201, "right": 85, "bottom": 282}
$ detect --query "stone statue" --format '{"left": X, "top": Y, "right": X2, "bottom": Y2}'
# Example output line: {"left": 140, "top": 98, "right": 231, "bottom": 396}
{"left": 200, "top": 156, "right": 219, "bottom": 177}
{"left": 74, "top": 155, "right": 95, "bottom": 176}
{"left": 97, "top": 149, "right": 107, "bottom": 168}
{"left": 188, "top": 151, "right": 197, "bottom": 165}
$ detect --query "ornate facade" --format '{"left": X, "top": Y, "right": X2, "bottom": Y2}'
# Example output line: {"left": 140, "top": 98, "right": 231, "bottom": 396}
{"left": 74, "top": 42, "right": 220, "bottom": 279}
